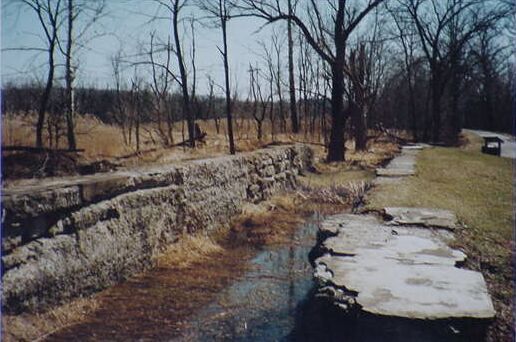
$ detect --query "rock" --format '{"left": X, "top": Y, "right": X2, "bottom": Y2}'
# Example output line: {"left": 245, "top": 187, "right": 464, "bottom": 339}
{"left": 313, "top": 214, "right": 495, "bottom": 321}
{"left": 401, "top": 145, "right": 423, "bottom": 150}
{"left": 375, "top": 146, "right": 420, "bottom": 178}
{"left": 316, "top": 255, "right": 495, "bottom": 320}
{"left": 1, "top": 144, "right": 314, "bottom": 313}
{"left": 376, "top": 169, "right": 415, "bottom": 177}
{"left": 384, "top": 207, "right": 458, "bottom": 230}
{"left": 79, "top": 174, "right": 135, "bottom": 202}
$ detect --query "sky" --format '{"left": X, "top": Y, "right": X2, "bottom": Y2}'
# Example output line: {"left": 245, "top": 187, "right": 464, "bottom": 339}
{"left": 1, "top": 0, "right": 280, "bottom": 96}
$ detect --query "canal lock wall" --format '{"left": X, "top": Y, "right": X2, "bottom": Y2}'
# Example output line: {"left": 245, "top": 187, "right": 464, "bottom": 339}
{"left": 1, "top": 144, "right": 313, "bottom": 313}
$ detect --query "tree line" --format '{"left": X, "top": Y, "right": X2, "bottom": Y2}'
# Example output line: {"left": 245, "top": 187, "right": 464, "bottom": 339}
{"left": 2, "top": 0, "right": 512, "bottom": 161}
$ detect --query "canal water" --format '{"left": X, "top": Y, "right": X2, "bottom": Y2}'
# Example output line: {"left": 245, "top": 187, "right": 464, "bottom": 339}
{"left": 170, "top": 217, "right": 320, "bottom": 341}
{"left": 47, "top": 214, "right": 488, "bottom": 341}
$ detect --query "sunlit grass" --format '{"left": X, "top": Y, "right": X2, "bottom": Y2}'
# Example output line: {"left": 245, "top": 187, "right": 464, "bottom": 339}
{"left": 367, "top": 138, "right": 511, "bottom": 240}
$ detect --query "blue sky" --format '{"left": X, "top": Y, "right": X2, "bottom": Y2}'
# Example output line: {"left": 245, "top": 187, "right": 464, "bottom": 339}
{"left": 1, "top": 0, "right": 278, "bottom": 96}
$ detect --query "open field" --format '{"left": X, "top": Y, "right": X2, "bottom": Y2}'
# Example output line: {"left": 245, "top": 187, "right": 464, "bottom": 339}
{"left": 367, "top": 133, "right": 513, "bottom": 341}
{"left": 2, "top": 113, "right": 400, "bottom": 183}
{"left": 2, "top": 113, "right": 328, "bottom": 159}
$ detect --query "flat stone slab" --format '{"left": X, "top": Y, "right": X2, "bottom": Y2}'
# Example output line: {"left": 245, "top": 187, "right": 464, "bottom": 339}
{"left": 314, "top": 214, "right": 495, "bottom": 321}
{"left": 375, "top": 169, "right": 415, "bottom": 177}
{"left": 384, "top": 207, "right": 459, "bottom": 230}
{"left": 375, "top": 146, "right": 421, "bottom": 178}
{"left": 401, "top": 145, "right": 424, "bottom": 150}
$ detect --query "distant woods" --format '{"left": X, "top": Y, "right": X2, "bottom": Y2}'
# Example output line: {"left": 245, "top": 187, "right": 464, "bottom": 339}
{"left": 2, "top": 0, "right": 513, "bottom": 160}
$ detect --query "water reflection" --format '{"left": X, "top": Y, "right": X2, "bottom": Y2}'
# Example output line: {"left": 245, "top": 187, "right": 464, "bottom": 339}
{"left": 173, "top": 217, "right": 320, "bottom": 341}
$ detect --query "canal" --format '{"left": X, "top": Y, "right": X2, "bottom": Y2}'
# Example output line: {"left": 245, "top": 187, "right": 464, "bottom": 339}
{"left": 47, "top": 212, "right": 487, "bottom": 341}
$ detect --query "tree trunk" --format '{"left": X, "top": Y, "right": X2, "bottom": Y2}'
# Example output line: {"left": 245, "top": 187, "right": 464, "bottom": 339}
{"left": 257, "top": 120, "right": 263, "bottom": 140}
{"left": 422, "top": 86, "right": 431, "bottom": 142}
{"left": 327, "top": 62, "right": 346, "bottom": 161}
{"left": 287, "top": 0, "right": 299, "bottom": 133}
{"left": 407, "top": 74, "right": 418, "bottom": 141}
{"left": 447, "top": 60, "right": 462, "bottom": 142}
{"left": 136, "top": 114, "right": 140, "bottom": 152}
{"left": 431, "top": 74, "right": 442, "bottom": 143}
{"left": 173, "top": 0, "right": 195, "bottom": 147}
{"left": 65, "top": 0, "right": 77, "bottom": 151}
{"left": 220, "top": 6, "right": 235, "bottom": 154}
{"left": 326, "top": 0, "right": 347, "bottom": 162}
{"left": 36, "top": 38, "right": 56, "bottom": 148}
{"left": 352, "top": 102, "right": 367, "bottom": 151}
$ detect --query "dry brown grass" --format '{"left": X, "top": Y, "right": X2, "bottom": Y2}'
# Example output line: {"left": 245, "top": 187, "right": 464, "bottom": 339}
{"left": 155, "top": 233, "right": 224, "bottom": 269}
{"left": 230, "top": 195, "right": 306, "bottom": 246}
{"left": 2, "top": 114, "right": 134, "bottom": 159}
{"left": 3, "top": 113, "right": 400, "bottom": 172}
{"left": 2, "top": 297, "right": 100, "bottom": 342}
{"left": 300, "top": 138, "right": 399, "bottom": 190}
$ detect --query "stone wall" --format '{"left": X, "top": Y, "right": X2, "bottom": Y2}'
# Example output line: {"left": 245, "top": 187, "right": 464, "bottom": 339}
{"left": 1, "top": 145, "right": 313, "bottom": 313}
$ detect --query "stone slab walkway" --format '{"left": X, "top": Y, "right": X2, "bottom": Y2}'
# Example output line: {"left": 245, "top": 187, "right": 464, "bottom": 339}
{"left": 384, "top": 207, "right": 459, "bottom": 230}
{"left": 375, "top": 145, "right": 425, "bottom": 181}
{"left": 313, "top": 213, "right": 495, "bottom": 320}
{"left": 312, "top": 143, "right": 495, "bottom": 323}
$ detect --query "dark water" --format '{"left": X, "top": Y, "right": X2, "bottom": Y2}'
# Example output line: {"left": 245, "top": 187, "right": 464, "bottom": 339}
{"left": 171, "top": 217, "right": 320, "bottom": 341}
{"left": 48, "top": 215, "right": 489, "bottom": 341}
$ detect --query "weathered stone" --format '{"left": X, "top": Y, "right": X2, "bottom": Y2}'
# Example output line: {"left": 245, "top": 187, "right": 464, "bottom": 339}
{"left": 375, "top": 145, "right": 423, "bottom": 179}
{"left": 1, "top": 144, "right": 313, "bottom": 313}
{"left": 79, "top": 174, "right": 134, "bottom": 202}
{"left": 314, "top": 213, "right": 495, "bottom": 321}
{"left": 316, "top": 255, "right": 495, "bottom": 320}
{"left": 401, "top": 145, "right": 424, "bottom": 150}
{"left": 3, "top": 186, "right": 82, "bottom": 219}
{"left": 384, "top": 207, "right": 459, "bottom": 230}
{"left": 375, "top": 168, "right": 416, "bottom": 177}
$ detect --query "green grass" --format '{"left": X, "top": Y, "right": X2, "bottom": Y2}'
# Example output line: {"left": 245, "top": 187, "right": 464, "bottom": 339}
{"left": 367, "top": 136, "right": 512, "bottom": 340}
{"left": 368, "top": 146, "right": 511, "bottom": 240}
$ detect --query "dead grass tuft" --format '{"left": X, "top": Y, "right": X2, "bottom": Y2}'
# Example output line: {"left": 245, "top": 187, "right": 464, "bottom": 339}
{"left": 2, "top": 297, "right": 99, "bottom": 342}
{"left": 155, "top": 233, "right": 224, "bottom": 269}
{"left": 230, "top": 195, "right": 305, "bottom": 246}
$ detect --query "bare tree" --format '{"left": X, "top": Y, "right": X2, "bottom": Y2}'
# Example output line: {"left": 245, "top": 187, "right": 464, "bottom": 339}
{"left": 248, "top": 64, "right": 267, "bottom": 140}
{"left": 19, "top": 0, "right": 63, "bottom": 148}
{"left": 61, "top": 0, "right": 105, "bottom": 151}
{"left": 260, "top": 39, "right": 276, "bottom": 140}
{"left": 401, "top": 0, "right": 508, "bottom": 142}
{"left": 149, "top": 32, "right": 173, "bottom": 146}
{"left": 236, "top": 0, "right": 384, "bottom": 161}
{"left": 468, "top": 30, "right": 510, "bottom": 131}
{"left": 205, "top": 76, "right": 219, "bottom": 133}
{"left": 389, "top": 5, "right": 420, "bottom": 141}
{"left": 154, "top": 0, "right": 196, "bottom": 147}
{"left": 198, "top": 0, "right": 236, "bottom": 154}
{"left": 287, "top": 0, "right": 299, "bottom": 133}
{"left": 347, "top": 14, "right": 386, "bottom": 151}
{"left": 271, "top": 31, "right": 286, "bottom": 133}
{"left": 111, "top": 49, "right": 133, "bottom": 146}
{"left": 128, "top": 71, "right": 146, "bottom": 152}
